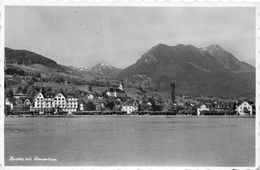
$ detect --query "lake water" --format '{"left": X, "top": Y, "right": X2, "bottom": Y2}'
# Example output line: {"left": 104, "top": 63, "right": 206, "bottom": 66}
{"left": 5, "top": 116, "right": 255, "bottom": 166}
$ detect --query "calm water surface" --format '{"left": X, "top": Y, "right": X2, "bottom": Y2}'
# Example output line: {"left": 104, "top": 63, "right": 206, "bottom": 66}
{"left": 5, "top": 116, "right": 255, "bottom": 166}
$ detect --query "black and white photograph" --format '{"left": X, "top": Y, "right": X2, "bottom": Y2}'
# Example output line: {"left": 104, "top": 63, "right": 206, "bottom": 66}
{"left": 1, "top": 2, "right": 259, "bottom": 168}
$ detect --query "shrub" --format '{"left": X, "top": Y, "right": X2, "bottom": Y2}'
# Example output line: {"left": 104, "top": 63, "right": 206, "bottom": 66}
{"left": 201, "top": 109, "right": 226, "bottom": 115}
{"left": 226, "top": 110, "right": 237, "bottom": 115}
{"left": 178, "top": 109, "right": 196, "bottom": 115}
{"left": 56, "top": 111, "right": 68, "bottom": 115}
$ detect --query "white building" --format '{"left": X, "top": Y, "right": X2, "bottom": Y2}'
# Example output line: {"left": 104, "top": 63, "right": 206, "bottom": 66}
{"left": 32, "top": 92, "right": 52, "bottom": 114}
{"left": 5, "top": 98, "right": 14, "bottom": 111}
{"left": 121, "top": 99, "right": 140, "bottom": 114}
{"left": 87, "top": 94, "right": 94, "bottom": 100}
{"left": 197, "top": 104, "right": 209, "bottom": 116}
{"left": 52, "top": 93, "right": 67, "bottom": 113}
{"left": 31, "top": 92, "right": 78, "bottom": 114}
{"left": 66, "top": 95, "right": 78, "bottom": 114}
{"left": 236, "top": 101, "right": 253, "bottom": 116}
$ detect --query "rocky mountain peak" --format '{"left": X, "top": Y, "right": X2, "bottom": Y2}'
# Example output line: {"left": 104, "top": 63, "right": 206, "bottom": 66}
{"left": 91, "top": 63, "right": 114, "bottom": 71}
{"left": 207, "top": 44, "right": 222, "bottom": 50}
{"left": 83, "top": 63, "right": 122, "bottom": 78}
{"left": 118, "top": 43, "right": 255, "bottom": 97}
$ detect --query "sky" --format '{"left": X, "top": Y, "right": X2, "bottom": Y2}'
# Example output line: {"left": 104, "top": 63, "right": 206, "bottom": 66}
{"left": 5, "top": 6, "right": 255, "bottom": 68}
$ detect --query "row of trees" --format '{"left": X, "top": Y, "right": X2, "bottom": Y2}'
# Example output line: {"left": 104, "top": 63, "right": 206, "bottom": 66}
{"left": 5, "top": 67, "right": 41, "bottom": 78}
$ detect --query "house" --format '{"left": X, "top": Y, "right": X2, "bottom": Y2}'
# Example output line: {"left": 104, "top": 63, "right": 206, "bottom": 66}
{"left": 236, "top": 101, "right": 253, "bottom": 116}
{"left": 94, "top": 100, "right": 105, "bottom": 111}
{"left": 23, "top": 98, "right": 33, "bottom": 111}
{"left": 78, "top": 100, "right": 86, "bottom": 111}
{"left": 65, "top": 94, "right": 78, "bottom": 114}
{"left": 13, "top": 98, "right": 24, "bottom": 112}
{"left": 197, "top": 103, "right": 209, "bottom": 116}
{"left": 139, "top": 100, "right": 153, "bottom": 111}
{"left": 85, "top": 101, "right": 96, "bottom": 111}
{"left": 87, "top": 94, "right": 94, "bottom": 100}
{"left": 24, "top": 98, "right": 32, "bottom": 106}
{"left": 7, "top": 93, "right": 33, "bottom": 112}
{"left": 52, "top": 93, "right": 78, "bottom": 114}
{"left": 31, "top": 92, "right": 53, "bottom": 114}
{"left": 5, "top": 98, "right": 15, "bottom": 114}
{"left": 5, "top": 98, "right": 14, "bottom": 110}
{"left": 31, "top": 92, "right": 78, "bottom": 114}
{"left": 121, "top": 99, "right": 140, "bottom": 114}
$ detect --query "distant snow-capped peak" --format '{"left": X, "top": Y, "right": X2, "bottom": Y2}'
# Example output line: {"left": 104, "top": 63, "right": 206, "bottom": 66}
{"left": 98, "top": 63, "right": 113, "bottom": 69}
{"left": 202, "top": 44, "right": 222, "bottom": 51}
{"left": 79, "top": 63, "right": 113, "bottom": 71}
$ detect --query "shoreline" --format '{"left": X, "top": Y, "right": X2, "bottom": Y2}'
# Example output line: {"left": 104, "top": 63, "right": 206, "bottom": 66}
{"left": 4, "top": 114, "right": 255, "bottom": 119}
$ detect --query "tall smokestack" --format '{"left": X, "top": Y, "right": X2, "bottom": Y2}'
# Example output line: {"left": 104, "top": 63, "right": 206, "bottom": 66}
{"left": 119, "top": 80, "right": 124, "bottom": 91}
{"left": 170, "top": 82, "right": 175, "bottom": 103}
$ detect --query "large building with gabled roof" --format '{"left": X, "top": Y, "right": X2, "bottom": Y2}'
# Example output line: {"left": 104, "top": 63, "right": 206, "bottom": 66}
{"left": 236, "top": 101, "right": 253, "bottom": 116}
{"left": 121, "top": 98, "right": 140, "bottom": 114}
{"left": 31, "top": 92, "right": 78, "bottom": 114}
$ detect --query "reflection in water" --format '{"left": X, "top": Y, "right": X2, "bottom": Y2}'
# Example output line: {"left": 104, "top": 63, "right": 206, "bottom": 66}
{"left": 5, "top": 127, "right": 34, "bottom": 134}
{"left": 5, "top": 117, "right": 255, "bottom": 166}
{"left": 137, "top": 120, "right": 199, "bottom": 124}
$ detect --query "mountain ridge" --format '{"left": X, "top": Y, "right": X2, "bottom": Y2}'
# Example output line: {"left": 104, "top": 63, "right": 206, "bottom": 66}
{"left": 5, "top": 47, "right": 66, "bottom": 71}
{"left": 118, "top": 43, "right": 255, "bottom": 98}
{"left": 80, "top": 63, "right": 122, "bottom": 78}
{"left": 5, "top": 44, "right": 255, "bottom": 98}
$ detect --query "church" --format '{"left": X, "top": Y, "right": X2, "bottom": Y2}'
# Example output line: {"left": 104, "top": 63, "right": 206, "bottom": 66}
{"left": 106, "top": 80, "right": 127, "bottom": 100}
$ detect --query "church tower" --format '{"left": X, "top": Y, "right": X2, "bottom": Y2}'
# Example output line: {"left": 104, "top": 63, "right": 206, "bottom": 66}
{"left": 119, "top": 80, "right": 124, "bottom": 91}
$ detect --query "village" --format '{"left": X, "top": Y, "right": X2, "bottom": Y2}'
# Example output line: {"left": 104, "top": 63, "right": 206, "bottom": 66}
{"left": 4, "top": 80, "right": 255, "bottom": 117}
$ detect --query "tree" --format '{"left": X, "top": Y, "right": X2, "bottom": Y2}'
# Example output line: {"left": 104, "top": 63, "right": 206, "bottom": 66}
{"left": 27, "top": 86, "right": 37, "bottom": 97}
{"left": 105, "top": 101, "right": 115, "bottom": 110}
{"left": 16, "top": 85, "right": 23, "bottom": 93}
{"left": 27, "top": 79, "right": 34, "bottom": 85}
{"left": 22, "top": 87, "right": 27, "bottom": 94}
{"left": 35, "top": 72, "right": 41, "bottom": 78}
{"left": 148, "top": 97, "right": 156, "bottom": 111}
{"left": 86, "top": 101, "right": 96, "bottom": 111}
{"left": 163, "top": 102, "right": 175, "bottom": 112}
{"left": 88, "top": 85, "right": 93, "bottom": 92}
{"left": 44, "top": 86, "right": 53, "bottom": 96}
{"left": 6, "top": 88, "right": 14, "bottom": 97}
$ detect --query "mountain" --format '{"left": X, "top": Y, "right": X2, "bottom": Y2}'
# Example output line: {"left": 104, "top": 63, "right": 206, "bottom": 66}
{"left": 202, "top": 44, "right": 254, "bottom": 73}
{"left": 118, "top": 43, "right": 255, "bottom": 98}
{"left": 5, "top": 47, "right": 95, "bottom": 81}
{"left": 5, "top": 47, "right": 66, "bottom": 71}
{"left": 82, "top": 63, "right": 122, "bottom": 78}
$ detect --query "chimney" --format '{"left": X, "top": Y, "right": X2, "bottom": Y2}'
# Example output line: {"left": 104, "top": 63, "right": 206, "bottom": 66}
{"left": 170, "top": 82, "right": 175, "bottom": 104}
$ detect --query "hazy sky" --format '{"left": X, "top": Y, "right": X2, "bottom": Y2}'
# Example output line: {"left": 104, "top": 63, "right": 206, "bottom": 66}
{"left": 5, "top": 6, "right": 255, "bottom": 68}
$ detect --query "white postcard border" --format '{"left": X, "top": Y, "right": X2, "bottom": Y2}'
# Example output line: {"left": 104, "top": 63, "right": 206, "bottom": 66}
{"left": 0, "top": 1, "right": 259, "bottom": 170}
